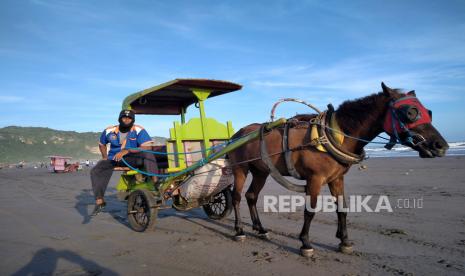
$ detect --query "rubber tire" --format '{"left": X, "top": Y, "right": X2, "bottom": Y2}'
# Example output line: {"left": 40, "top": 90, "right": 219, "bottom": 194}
{"left": 203, "top": 188, "right": 233, "bottom": 220}
{"left": 127, "top": 189, "right": 158, "bottom": 232}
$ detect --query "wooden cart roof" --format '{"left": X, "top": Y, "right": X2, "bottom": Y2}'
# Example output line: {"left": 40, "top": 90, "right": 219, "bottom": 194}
{"left": 121, "top": 79, "right": 242, "bottom": 115}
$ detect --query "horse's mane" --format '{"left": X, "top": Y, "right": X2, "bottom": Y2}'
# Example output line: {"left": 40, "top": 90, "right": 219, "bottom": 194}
{"left": 336, "top": 89, "right": 403, "bottom": 132}
{"left": 335, "top": 92, "right": 384, "bottom": 131}
{"left": 292, "top": 89, "right": 404, "bottom": 132}
{"left": 290, "top": 93, "right": 385, "bottom": 130}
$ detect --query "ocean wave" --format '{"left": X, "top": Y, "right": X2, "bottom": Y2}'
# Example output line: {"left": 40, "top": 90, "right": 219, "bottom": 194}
{"left": 365, "top": 145, "right": 412, "bottom": 152}
{"left": 365, "top": 141, "right": 465, "bottom": 157}
{"left": 448, "top": 141, "right": 465, "bottom": 149}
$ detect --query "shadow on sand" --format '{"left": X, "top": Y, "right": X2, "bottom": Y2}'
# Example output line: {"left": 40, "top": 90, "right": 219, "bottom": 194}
{"left": 159, "top": 207, "right": 339, "bottom": 255}
{"left": 12, "top": 247, "right": 118, "bottom": 276}
{"left": 75, "top": 189, "right": 337, "bottom": 256}
{"left": 74, "top": 189, "right": 128, "bottom": 226}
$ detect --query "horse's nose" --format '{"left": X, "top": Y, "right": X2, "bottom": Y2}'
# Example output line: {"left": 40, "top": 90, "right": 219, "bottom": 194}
{"left": 432, "top": 140, "right": 449, "bottom": 156}
{"left": 434, "top": 140, "right": 448, "bottom": 150}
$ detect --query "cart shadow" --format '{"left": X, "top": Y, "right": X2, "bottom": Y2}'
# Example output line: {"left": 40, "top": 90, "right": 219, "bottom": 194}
{"left": 11, "top": 247, "right": 118, "bottom": 276}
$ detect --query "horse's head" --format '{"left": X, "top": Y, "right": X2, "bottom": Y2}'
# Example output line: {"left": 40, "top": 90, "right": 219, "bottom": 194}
{"left": 381, "top": 82, "right": 448, "bottom": 158}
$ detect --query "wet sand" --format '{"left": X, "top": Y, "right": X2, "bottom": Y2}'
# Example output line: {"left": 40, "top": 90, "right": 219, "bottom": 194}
{"left": 1, "top": 156, "right": 464, "bottom": 275}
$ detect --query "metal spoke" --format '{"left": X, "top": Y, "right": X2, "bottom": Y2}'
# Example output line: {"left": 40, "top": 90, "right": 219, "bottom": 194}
{"left": 130, "top": 193, "right": 150, "bottom": 227}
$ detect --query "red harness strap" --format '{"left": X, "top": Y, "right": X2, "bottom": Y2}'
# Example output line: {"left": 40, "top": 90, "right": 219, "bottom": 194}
{"left": 383, "top": 95, "right": 432, "bottom": 136}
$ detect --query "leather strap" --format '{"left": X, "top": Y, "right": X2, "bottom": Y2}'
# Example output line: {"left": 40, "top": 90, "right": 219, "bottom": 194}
{"left": 318, "top": 105, "right": 365, "bottom": 165}
{"left": 260, "top": 125, "right": 306, "bottom": 193}
{"left": 283, "top": 122, "right": 304, "bottom": 180}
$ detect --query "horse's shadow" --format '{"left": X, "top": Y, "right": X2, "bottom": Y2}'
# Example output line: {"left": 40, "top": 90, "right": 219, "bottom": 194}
{"left": 11, "top": 247, "right": 118, "bottom": 276}
{"left": 159, "top": 207, "right": 338, "bottom": 255}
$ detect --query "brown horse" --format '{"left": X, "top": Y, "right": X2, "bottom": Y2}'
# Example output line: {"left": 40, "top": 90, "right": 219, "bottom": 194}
{"left": 228, "top": 83, "right": 448, "bottom": 256}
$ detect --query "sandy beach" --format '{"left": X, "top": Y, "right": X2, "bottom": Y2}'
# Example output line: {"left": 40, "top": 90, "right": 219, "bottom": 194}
{"left": 1, "top": 156, "right": 464, "bottom": 275}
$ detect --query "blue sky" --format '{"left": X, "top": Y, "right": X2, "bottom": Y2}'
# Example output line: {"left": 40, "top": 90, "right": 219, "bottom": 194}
{"left": 1, "top": 0, "right": 464, "bottom": 141}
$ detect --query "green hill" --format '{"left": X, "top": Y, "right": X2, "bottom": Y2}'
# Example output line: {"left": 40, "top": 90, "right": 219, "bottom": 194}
{"left": 0, "top": 126, "right": 166, "bottom": 164}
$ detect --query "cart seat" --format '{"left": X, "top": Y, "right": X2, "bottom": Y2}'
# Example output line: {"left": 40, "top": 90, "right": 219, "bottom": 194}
{"left": 152, "top": 145, "right": 168, "bottom": 169}
{"left": 113, "top": 166, "right": 168, "bottom": 175}
{"left": 114, "top": 167, "right": 132, "bottom": 171}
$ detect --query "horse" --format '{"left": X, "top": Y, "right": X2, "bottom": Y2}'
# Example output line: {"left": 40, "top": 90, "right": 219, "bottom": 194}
{"left": 227, "top": 82, "right": 448, "bottom": 257}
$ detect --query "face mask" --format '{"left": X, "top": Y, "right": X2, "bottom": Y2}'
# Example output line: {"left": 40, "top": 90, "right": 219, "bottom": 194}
{"left": 118, "top": 110, "right": 135, "bottom": 133}
{"left": 384, "top": 93, "right": 432, "bottom": 136}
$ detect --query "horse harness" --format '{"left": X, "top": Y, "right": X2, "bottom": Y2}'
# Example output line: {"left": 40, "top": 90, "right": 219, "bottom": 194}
{"left": 260, "top": 92, "right": 433, "bottom": 192}
{"left": 259, "top": 104, "right": 366, "bottom": 191}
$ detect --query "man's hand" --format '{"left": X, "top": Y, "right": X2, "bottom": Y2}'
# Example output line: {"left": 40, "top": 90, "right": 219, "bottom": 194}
{"left": 113, "top": 149, "right": 129, "bottom": 161}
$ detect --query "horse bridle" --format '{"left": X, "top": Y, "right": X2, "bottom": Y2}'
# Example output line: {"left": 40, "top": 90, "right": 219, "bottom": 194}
{"left": 383, "top": 93, "right": 432, "bottom": 149}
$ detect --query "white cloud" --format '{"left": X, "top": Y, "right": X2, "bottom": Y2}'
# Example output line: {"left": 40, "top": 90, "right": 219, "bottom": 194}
{"left": 244, "top": 47, "right": 465, "bottom": 104}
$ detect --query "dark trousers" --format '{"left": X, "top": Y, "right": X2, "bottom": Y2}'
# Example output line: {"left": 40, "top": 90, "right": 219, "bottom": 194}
{"left": 90, "top": 152, "right": 158, "bottom": 199}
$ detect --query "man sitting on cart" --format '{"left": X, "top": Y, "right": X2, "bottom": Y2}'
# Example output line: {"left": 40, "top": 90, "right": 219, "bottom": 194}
{"left": 90, "top": 109, "right": 159, "bottom": 216}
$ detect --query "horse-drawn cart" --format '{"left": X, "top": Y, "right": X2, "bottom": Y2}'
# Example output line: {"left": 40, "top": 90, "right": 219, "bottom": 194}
{"left": 47, "top": 156, "right": 80, "bottom": 173}
{"left": 116, "top": 79, "right": 286, "bottom": 232}
{"left": 114, "top": 79, "right": 448, "bottom": 258}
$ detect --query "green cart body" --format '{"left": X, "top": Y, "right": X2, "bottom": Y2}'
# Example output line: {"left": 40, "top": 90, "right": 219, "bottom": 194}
{"left": 117, "top": 79, "right": 240, "bottom": 231}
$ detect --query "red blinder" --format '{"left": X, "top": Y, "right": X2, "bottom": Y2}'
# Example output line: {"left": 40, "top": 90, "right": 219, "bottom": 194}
{"left": 383, "top": 96, "right": 432, "bottom": 135}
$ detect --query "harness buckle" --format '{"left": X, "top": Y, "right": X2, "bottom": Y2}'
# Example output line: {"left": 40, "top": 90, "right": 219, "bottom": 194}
{"left": 309, "top": 117, "right": 320, "bottom": 125}
{"left": 310, "top": 136, "right": 328, "bottom": 146}
{"left": 411, "top": 133, "right": 426, "bottom": 147}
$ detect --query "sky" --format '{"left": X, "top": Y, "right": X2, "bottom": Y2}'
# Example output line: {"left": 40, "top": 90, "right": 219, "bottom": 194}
{"left": 1, "top": 0, "right": 464, "bottom": 141}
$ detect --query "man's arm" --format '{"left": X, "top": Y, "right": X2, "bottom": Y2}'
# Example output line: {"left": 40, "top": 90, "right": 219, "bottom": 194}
{"left": 98, "top": 128, "right": 110, "bottom": 160}
{"left": 114, "top": 127, "right": 153, "bottom": 161}
{"left": 136, "top": 128, "right": 153, "bottom": 152}
{"left": 99, "top": 144, "right": 108, "bottom": 160}
{"left": 113, "top": 143, "right": 151, "bottom": 161}
{"left": 139, "top": 145, "right": 152, "bottom": 151}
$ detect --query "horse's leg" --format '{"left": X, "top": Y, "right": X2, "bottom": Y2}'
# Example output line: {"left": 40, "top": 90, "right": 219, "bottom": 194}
{"left": 328, "top": 176, "right": 353, "bottom": 253}
{"left": 232, "top": 165, "right": 248, "bottom": 241}
{"left": 245, "top": 169, "right": 269, "bottom": 239}
{"left": 299, "top": 176, "right": 323, "bottom": 257}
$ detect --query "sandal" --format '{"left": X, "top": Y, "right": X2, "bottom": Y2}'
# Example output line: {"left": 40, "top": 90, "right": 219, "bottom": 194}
{"left": 90, "top": 202, "right": 106, "bottom": 217}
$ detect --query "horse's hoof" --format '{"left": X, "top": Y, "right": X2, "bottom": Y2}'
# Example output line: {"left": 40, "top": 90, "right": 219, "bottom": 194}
{"left": 339, "top": 245, "right": 353, "bottom": 254}
{"left": 300, "top": 247, "right": 314, "bottom": 257}
{"left": 258, "top": 232, "right": 269, "bottom": 240}
{"left": 234, "top": 234, "right": 246, "bottom": 242}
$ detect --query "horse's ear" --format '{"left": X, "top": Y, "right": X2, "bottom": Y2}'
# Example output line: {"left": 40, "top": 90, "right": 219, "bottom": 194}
{"left": 381, "top": 82, "right": 393, "bottom": 97}
{"left": 407, "top": 90, "right": 416, "bottom": 96}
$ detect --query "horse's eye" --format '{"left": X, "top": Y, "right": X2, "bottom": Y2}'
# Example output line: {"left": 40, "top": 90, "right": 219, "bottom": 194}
{"left": 428, "top": 109, "right": 432, "bottom": 120}
{"left": 406, "top": 107, "right": 419, "bottom": 122}
{"left": 396, "top": 105, "right": 420, "bottom": 123}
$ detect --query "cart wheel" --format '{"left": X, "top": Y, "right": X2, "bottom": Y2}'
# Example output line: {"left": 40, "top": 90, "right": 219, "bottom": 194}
{"left": 127, "top": 189, "right": 158, "bottom": 232}
{"left": 203, "top": 188, "right": 232, "bottom": 220}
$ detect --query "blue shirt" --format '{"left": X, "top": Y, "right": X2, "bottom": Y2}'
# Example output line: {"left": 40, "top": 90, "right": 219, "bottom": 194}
{"left": 99, "top": 125, "right": 152, "bottom": 160}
